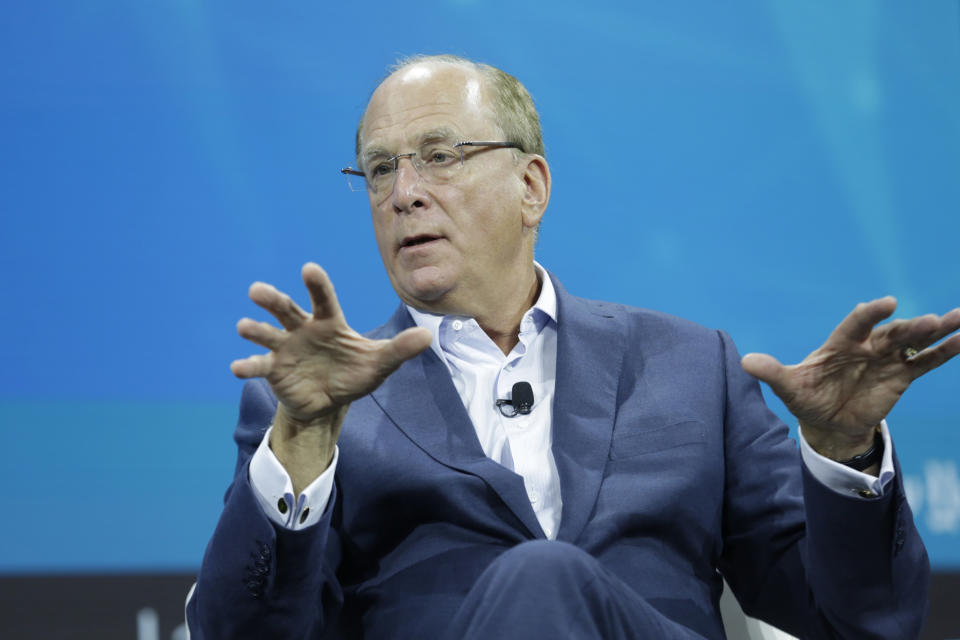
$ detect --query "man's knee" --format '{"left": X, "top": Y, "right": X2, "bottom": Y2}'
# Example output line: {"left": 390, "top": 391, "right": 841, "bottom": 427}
{"left": 484, "top": 539, "right": 600, "bottom": 587}
{"left": 451, "top": 541, "right": 675, "bottom": 640}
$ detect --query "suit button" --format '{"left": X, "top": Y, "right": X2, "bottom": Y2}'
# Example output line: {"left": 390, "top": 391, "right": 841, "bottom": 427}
{"left": 277, "top": 498, "right": 288, "bottom": 514}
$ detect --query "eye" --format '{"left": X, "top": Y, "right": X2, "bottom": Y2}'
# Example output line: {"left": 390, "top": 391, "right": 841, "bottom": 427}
{"left": 424, "top": 148, "right": 458, "bottom": 166}
{"left": 369, "top": 162, "right": 393, "bottom": 178}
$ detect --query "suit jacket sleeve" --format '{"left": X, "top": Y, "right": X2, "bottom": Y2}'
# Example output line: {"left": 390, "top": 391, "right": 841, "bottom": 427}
{"left": 716, "top": 330, "right": 930, "bottom": 638}
{"left": 187, "top": 378, "right": 344, "bottom": 640}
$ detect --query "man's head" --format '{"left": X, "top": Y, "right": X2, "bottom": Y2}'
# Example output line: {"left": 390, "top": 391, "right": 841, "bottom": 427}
{"left": 356, "top": 56, "right": 551, "bottom": 321}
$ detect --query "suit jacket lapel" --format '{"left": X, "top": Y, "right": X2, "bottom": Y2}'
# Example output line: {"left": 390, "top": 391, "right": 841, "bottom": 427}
{"left": 551, "top": 276, "right": 626, "bottom": 544}
{"left": 368, "top": 306, "right": 545, "bottom": 539}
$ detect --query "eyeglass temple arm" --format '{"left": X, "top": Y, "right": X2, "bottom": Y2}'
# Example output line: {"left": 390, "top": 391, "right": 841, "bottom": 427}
{"left": 454, "top": 141, "right": 522, "bottom": 150}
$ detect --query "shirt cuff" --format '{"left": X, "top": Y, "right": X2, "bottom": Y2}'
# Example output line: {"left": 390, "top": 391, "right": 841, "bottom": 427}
{"left": 798, "top": 420, "right": 895, "bottom": 498}
{"left": 248, "top": 425, "right": 338, "bottom": 529}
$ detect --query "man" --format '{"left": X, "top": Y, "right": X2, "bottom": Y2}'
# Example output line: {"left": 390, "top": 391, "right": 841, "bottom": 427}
{"left": 188, "top": 55, "right": 959, "bottom": 639}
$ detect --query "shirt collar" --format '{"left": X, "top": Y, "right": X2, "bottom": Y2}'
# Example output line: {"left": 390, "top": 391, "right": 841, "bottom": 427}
{"left": 406, "top": 262, "right": 557, "bottom": 361}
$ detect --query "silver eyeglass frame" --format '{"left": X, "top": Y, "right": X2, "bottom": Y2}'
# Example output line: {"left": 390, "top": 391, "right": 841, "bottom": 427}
{"left": 340, "top": 141, "right": 522, "bottom": 194}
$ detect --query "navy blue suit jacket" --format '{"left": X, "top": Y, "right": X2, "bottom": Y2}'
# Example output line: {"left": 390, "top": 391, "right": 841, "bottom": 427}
{"left": 189, "top": 276, "right": 929, "bottom": 639}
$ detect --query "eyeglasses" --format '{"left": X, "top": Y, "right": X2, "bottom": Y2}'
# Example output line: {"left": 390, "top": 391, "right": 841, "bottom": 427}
{"left": 341, "top": 141, "right": 522, "bottom": 198}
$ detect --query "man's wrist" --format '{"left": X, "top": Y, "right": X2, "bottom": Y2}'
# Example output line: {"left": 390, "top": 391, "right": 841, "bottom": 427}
{"left": 250, "top": 427, "right": 339, "bottom": 529}
{"left": 798, "top": 423, "right": 892, "bottom": 493}
{"left": 800, "top": 423, "right": 879, "bottom": 461}
{"left": 270, "top": 403, "right": 346, "bottom": 494}
{"left": 834, "top": 427, "right": 884, "bottom": 472}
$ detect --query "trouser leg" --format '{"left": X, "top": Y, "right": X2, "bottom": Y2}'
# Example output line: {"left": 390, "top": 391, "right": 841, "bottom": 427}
{"left": 445, "top": 540, "right": 703, "bottom": 640}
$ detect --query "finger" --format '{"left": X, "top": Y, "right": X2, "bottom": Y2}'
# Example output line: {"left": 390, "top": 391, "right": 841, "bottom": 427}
{"left": 826, "top": 296, "right": 897, "bottom": 347}
{"left": 302, "top": 262, "right": 344, "bottom": 321}
{"left": 741, "top": 352, "right": 791, "bottom": 396}
{"left": 874, "top": 314, "right": 940, "bottom": 355}
{"left": 376, "top": 327, "right": 433, "bottom": 373}
{"left": 249, "top": 281, "right": 309, "bottom": 330}
{"left": 928, "top": 307, "right": 960, "bottom": 346}
{"left": 907, "top": 318, "right": 960, "bottom": 379}
{"left": 230, "top": 353, "right": 274, "bottom": 379}
{"left": 237, "top": 317, "right": 284, "bottom": 350}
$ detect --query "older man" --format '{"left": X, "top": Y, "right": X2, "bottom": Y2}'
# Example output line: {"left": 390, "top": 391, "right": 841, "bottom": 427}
{"left": 187, "top": 55, "right": 958, "bottom": 639}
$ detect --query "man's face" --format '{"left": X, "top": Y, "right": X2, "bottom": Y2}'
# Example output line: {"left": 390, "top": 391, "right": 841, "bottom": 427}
{"left": 359, "top": 63, "right": 539, "bottom": 316}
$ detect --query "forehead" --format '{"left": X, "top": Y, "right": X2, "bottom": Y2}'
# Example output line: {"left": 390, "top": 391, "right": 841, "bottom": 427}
{"left": 360, "top": 63, "right": 498, "bottom": 153}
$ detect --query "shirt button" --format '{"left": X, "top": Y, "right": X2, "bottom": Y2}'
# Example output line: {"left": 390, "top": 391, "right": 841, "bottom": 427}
{"left": 544, "top": 527, "right": 553, "bottom": 538}
{"left": 528, "top": 490, "right": 539, "bottom": 504}
{"left": 452, "top": 320, "right": 463, "bottom": 331}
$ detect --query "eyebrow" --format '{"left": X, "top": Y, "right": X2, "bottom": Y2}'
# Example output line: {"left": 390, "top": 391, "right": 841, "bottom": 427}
{"left": 361, "top": 146, "right": 391, "bottom": 168}
{"left": 418, "top": 127, "right": 458, "bottom": 145}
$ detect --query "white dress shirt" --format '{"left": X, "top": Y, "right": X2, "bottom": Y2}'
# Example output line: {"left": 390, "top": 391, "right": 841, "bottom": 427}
{"left": 248, "top": 264, "right": 895, "bottom": 532}
{"left": 403, "top": 264, "right": 561, "bottom": 539}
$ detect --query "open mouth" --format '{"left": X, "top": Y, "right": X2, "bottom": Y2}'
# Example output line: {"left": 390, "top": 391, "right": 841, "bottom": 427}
{"left": 401, "top": 234, "right": 442, "bottom": 248}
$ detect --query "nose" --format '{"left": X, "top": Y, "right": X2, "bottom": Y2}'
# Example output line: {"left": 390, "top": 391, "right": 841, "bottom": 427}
{"left": 391, "top": 155, "right": 428, "bottom": 213}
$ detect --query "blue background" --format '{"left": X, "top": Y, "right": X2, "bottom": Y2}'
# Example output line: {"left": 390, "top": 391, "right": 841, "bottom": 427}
{"left": 1, "top": 1, "right": 958, "bottom": 572}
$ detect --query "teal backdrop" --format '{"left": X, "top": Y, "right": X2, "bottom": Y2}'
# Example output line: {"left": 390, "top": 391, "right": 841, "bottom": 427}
{"left": 1, "top": 1, "right": 958, "bottom": 572}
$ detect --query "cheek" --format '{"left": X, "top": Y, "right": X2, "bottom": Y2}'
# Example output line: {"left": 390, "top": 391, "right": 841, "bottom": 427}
{"left": 459, "top": 180, "right": 519, "bottom": 228}
{"left": 370, "top": 216, "right": 396, "bottom": 265}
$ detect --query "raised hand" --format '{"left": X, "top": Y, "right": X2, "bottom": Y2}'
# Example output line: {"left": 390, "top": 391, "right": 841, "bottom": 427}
{"left": 231, "top": 263, "right": 432, "bottom": 489}
{"left": 741, "top": 297, "right": 960, "bottom": 461}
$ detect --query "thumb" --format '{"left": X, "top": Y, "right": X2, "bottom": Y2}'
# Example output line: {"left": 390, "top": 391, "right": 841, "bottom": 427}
{"left": 379, "top": 327, "right": 433, "bottom": 371}
{"left": 741, "top": 352, "right": 789, "bottom": 394}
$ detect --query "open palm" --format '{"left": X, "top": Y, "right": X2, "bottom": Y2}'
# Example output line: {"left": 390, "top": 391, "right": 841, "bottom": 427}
{"left": 742, "top": 297, "right": 960, "bottom": 448}
{"left": 230, "top": 263, "right": 432, "bottom": 423}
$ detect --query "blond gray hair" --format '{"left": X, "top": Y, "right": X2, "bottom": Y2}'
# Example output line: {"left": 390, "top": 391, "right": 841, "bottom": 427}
{"left": 355, "top": 54, "right": 544, "bottom": 162}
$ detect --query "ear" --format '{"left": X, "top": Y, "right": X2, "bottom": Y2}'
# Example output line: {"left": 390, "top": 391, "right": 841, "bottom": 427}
{"left": 519, "top": 155, "right": 551, "bottom": 231}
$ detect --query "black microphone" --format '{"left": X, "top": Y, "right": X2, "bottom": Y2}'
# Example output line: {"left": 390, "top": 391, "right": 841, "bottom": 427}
{"left": 495, "top": 381, "right": 534, "bottom": 417}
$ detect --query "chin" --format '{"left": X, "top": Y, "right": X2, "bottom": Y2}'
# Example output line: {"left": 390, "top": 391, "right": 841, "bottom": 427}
{"left": 396, "top": 269, "right": 455, "bottom": 307}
